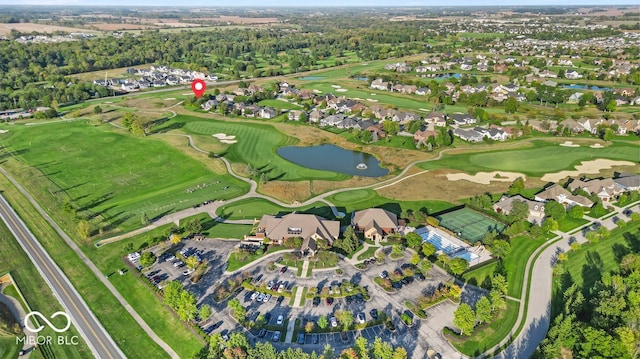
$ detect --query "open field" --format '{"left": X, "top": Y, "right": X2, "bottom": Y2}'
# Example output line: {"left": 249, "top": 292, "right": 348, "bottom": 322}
{"left": 0, "top": 174, "right": 174, "bottom": 358}
{"left": 0, "top": 22, "right": 93, "bottom": 35}
{"left": 70, "top": 64, "right": 154, "bottom": 81}
{"left": 0, "top": 222, "right": 90, "bottom": 359}
{"left": 0, "top": 120, "right": 249, "bottom": 234}
{"left": 90, "top": 23, "right": 160, "bottom": 31}
{"left": 161, "top": 115, "right": 350, "bottom": 181}
{"left": 257, "top": 99, "right": 302, "bottom": 110}
{"left": 418, "top": 140, "right": 640, "bottom": 178}
{"left": 198, "top": 15, "right": 280, "bottom": 24}
{"left": 216, "top": 197, "right": 334, "bottom": 220}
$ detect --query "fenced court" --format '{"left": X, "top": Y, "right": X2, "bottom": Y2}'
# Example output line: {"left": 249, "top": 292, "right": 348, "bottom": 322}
{"left": 435, "top": 207, "right": 505, "bottom": 243}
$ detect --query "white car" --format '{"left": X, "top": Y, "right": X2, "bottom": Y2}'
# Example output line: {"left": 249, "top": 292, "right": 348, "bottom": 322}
{"left": 357, "top": 312, "right": 366, "bottom": 324}
{"left": 263, "top": 294, "right": 272, "bottom": 302}
{"left": 330, "top": 317, "right": 338, "bottom": 327}
{"left": 182, "top": 269, "right": 194, "bottom": 276}
{"left": 276, "top": 315, "right": 284, "bottom": 325}
{"left": 250, "top": 292, "right": 260, "bottom": 300}
{"left": 257, "top": 293, "right": 265, "bottom": 302}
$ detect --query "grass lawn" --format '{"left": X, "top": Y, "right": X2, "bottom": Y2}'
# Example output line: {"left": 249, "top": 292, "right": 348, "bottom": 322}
{"left": 159, "top": 115, "right": 349, "bottom": 181}
{"left": 0, "top": 120, "right": 249, "bottom": 233}
{"left": 0, "top": 221, "right": 91, "bottom": 359}
{"left": 217, "top": 198, "right": 334, "bottom": 220}
{"left": 557, "top": 217, "right": 589, "bottom": 232}
{"left": 464, "top": 235, "right": 546, "bottom": 298}
{"left": 449, "top": 299, "right": 520, "bottom": 357}
{"left": 565, "top": 224, "right": 640, "bottom": 287}
{"left": 327, "top": 189, "right": 454, "bottom": 220}
{"left": 418, "top": 140, "right": 639, "bottom": 176}
{"left": 0, "top": 174, "right": 185, "bottom": 359}
{"left": 0, "top": 336, "right": 21, "bottom": 359}
{"left": 226, "top": 246, "right": 291, "bottom": 272}
{"left": 258, "top": 99, "right": 302, "bottom": 110}
{"left": 356, "top": 246, "right": 379, "bottom": 261}
{"left": 174, "top": 213, "right": 252, "bottom": 239}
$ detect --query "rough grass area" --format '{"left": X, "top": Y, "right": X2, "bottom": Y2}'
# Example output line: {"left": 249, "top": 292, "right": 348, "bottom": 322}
{"left": 217, "top": 198, "right": 334, "bottom": 220}
{"left": 0, "top": 336, "right": 21, "bottom": 359}
{"left": 0, "top": 120, "right": 248, "bottom": 233}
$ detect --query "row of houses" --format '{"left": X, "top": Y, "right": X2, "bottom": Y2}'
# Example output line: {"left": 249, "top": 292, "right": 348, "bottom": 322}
{"left": 93, "top": 65, "right": 215, "bottom": 92}
{"left": 200, "top": 94, "right": 277, "bottom": 119}
{"left": 493, "top": 173, "right": 640, "bottom": 225}
{"left": 560, "top": 118, "right": 640, "bottom": 136}
{"left": 453, "top": 125, "right": 512, "bottom": 142}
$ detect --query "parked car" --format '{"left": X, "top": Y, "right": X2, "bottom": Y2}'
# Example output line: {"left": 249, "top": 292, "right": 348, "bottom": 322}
{"left": 258, "top": 328, "right": 267, "bottom": 338}
{"left": 256, "top": 293, "right": 265, "bottom": 302}
{"left": 326, "top": 297, "right": 334, "bottom": 306}
{"left": 272, "top": 331, "right": 281, "bottom": 342}
{"left": 297, "top": 333, "right": 305, "bottom": 344}
{"left": 263, "top": 294, "right": 272, "bottom": 302}
{"left": 250, "top": 292, "right": 260, "bottom": 300}
{"left": 357, "top": 312, "right": 366, "bottom": 324}
{"left": 183, "top": 269, "right": 194, "bottom": 276}
{"left": 280, "top": 266, "right": 288, "bottom": 274}
{"left": 345, "top": 296, "right": 353, "bottom": 305}
{"left": 415, "top": 273, "right": 426, "bottom": 281}
{"left": 311, "top": 333, "right": 319, "bottom": 344}
{"left": 370, "top": 309, "right": 379, "bottom": 320}
{"left": 276, "top": 296, "right": 285, "bottom": 305}
{"left": 330, "top": 316, "right": 338, "bottom": 327}
{"left": 221, "top": 329, "right": 229, "bottom": 341}
{"left": 380, "top": 270, "right": 388, "bottom": 279}
{"left": 313, "top": 297, "right": 321, "bottom": 306}
{"left": 277, "top": 315, "right": 284, "bottom": 325}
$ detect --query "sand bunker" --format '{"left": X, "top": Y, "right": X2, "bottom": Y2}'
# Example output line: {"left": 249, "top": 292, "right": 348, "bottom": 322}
{"left": 366, "top": 99, "right": 379, "bottom": 102}
{"left": 331, "top": 85, "right": 341, "bottom": 89}
{"left": 541, "top": 159, "right": 635, "bottom": 182}
{"left": 220, "top": 140, "right": 237, "bottom": 144}
{"left": 352, "top": 97, "right": 364, "bottom": 101}
{"left": 590, "top": 143, "right": 604, "bottom": 148}
{"left": 560, "top": 141, "right": 580, "bottom": 147}
{"left": 419, "top": 108, "right": 431, "bottom": 112}
{"left": 313, "top": 89, "right": 322, "bottom": 93}
{"left": 447, "top": 171, "right": 526, "bottom": 184}
{"left": 212, "top": 133, "right": 236, "bottom": 141}
{"left": 182, "top": 93, "right": 193, "bottom": 96}
{"left": 370, "top": 93, "right": 377, "bottom": 96}
{"left": 335, "top": 88, "right": 348, "bottom": 92}
{"left": 164, "top": 98, "right": 176, "bottom": 101}
{"left": 0, "top": 130, "right": 8, "bottom": 134}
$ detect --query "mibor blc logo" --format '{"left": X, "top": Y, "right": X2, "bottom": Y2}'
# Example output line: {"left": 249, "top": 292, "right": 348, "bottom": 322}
{"left": 24, "top": 311, "right": 72, "bottom": 333}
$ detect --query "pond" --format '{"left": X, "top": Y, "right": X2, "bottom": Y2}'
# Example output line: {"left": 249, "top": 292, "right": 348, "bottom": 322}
{"left": 277, "top": 144, "right": 389, "bottom": 177}
{"left": 561, "top": 84, "right": 611, "bottom": 91}
{"left": 435, "top": 73, "right": 462, "bottom": 79}
{"left": 298, "top": 76, "right": 327, "bottom": 80}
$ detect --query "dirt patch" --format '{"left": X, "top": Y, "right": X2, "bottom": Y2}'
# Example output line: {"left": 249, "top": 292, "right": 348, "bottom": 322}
{"left": 446, "top": 171, "right": 526, "bottom": 185}
{"left": 212, "top": 133, "right": 236, "bottom": 140}
{"left": 541, "top": 159, "right": 636, "bottom": 182}
{"left": 91, "top": 23, "right": 159, "bottom": 31}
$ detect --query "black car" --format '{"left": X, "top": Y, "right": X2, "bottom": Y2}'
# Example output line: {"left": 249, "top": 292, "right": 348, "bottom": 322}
{"left": 280, "top": 266, "right": 288, "bottom": 274}
{"left": 341, "top": 331, "right": 349, "bottom": 342}
{"left": 326, "top": 297, "right": 334, "bottom": 306}
{"left": 369, "top": 309, "right": 379, "bottom": 320}
{"left": 355, "top": 293, "right": 364, "bottom": 303}
{"left": 312, "top": 333, "right": 319, "bottom": 344}
{"left": 392, "top": 281, "right": 402, "bottom": 289}
{"left": 212, "top": 320, "right": 223, "bottom": 329}
{"left": 264, "top": 313, "right": 272, "bottom": 323}
{"left": 345, "top": 296, "right": 353, "bottom": 305}
{"left": 415, "top": 273, "right": 426, "bottom": 281}
{"left": 277, "top": 296, "right": 285, "bottom": 305}
{"left": 313, "top": 297, "right": 321, "bottom": 306}
{"left": 258, "top": 328, "right": 267, "bottom": 338}
{"left": 204, "top": 326, "right": 215, "bottom": 335}
{"left": 401, "top": 263, "right": 412, "bottom": 270}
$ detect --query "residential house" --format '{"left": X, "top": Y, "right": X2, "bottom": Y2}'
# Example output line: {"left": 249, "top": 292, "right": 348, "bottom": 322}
{"left": 613, "top": 88, "right": 635, "bottom": 97}
{"left": 613, "top": 173, "right": 640, "bottom": 192}
{"left": 392, "top": 112, "right": 420, "bottom": 124}
{"left": 308, "top": 109, "right": 323, "bottom": 123}
{"left": 351, "top": 208, "right": 399, "bottom": 242}
{"left": 568, "top": 93, "right": 584, "bottom": 103}
{"left": 288, "top": 110, "right": 304, "bottom": 121}
{"left": 370, "top": 79, "right": 390, "bottom": 91}
{"left": 534, "top": 184, "right": 594, "bottom": 208}
{"left": 449, "top": 113, "right": 477, "bottom": 126}
{"left": 392, "top": 84, "right": 417, "bottom": 94}
{"left": 565, "top": 70, "right": 582, "bottom": 79}
{"left": 492, "top": 195, "right": 546, "bottom": 225}
{"left": 320, "top": 114, "right": 345, "bottom": 127}
{"left": 487, "top": 128, "right": 508, "bottom": 141}
{"left": 416, "top": 87, "right": 431, "bottom": 96}
{"left": 539, "top": 70, "right": 558, "bottom": 78}
{"left": 493, "top": 64, "right": 509, "bottom": 73}
{"left": 425, "top": 111, "right": 446, "bottom": 125}
{"left": 414, "top": 129, "right": 437, "bottom": 147}
{"left": 233, "top": 88, "right": 248, "bottom": 96}
{"left": 568, "top": 178, "right": 622, "bottom": 202}
{"left": 460, "top": 63, "right": 473, "bottom": 71}
{"left": 367, "top": 124, "right": 386, "bottom": 141}
{"left": 453, "top": 128, "right": 483, "bottom": 142}
{"left": 201, "top": 99, "right": 218, "bottom": 111}
{"left": 253, "top": 213, "right": 340, "bottom": 245}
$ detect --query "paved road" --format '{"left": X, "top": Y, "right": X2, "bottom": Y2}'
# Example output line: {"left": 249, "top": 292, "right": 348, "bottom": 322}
{"left": 489, "top": 202, "right": 640, "bottom": 359}
{"left": 0, "top": 194, "right": 124, "bottom": 359}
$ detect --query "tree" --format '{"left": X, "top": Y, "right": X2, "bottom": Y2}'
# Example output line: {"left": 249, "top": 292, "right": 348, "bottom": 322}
{"left": 567, "top": 205, "right": 584, "bottom": 219}
{"left": 392, "top": 347, "right": 408, "bottom": 359}
{"left": 93, "top": 105, "right": 103, "bottom": 114}
{"left": 453, "top": 303, "right": 476, "bottom": 335}
{"left": 507, "top": 201, "right": 530, "bottom": 223}
{"left": 304, "top": 321, "right": 315, "bottom": 333}
{"left": 419, "top": 259, "right": 432, "bottom": 273}
{"left": 545, "top": 200, "right": 566, "bottom": 220}
{"left": 185, "top": 218, "right": 202, "bottom": 235}
{"left": 339, "top": 226, "right": 359, "bottom": 255}
{"left": 141, "top": 212, "right": 150, "bottom": 226}
{"left": 186, "top": 255, "right": 199, "bottom": 269}
{"left": 139, "top": 252, "right": 156, "bottom": 267}
{"left": 360, "top": 130, "right": 373, "bottom": 143}
{"left": 177, "top": 290, "right": 197, "bottom": 321}
{"left": 371, "top": 337, "right": 393, "bottom": 359}
{"left": 475, "top": 296, "right": 493, "bottom": 324}
{"left": 170, "top": 233, "right": 182, "bottom": 244}
{"left": 449, "top": 257, "right": 469, "bottom": 276}
{"left": 421, "top": 242, "right": 436, "bottom": 257}
{"left": 507, "top": 177, "right": 526, "bottom": 195}
{"left": 542, "top": 217, "right": 559, "bottom": 232}
{"left": 602, "top": 127, "right": 615, "bottom": 141}
{"left": 227, "top": 298, "right": 246, "bottom": 321}
{"left": 336, "top": 310, "right": 353, "bottom": 331}
{"left": 391, "top": 244, "right": 404, "bottom": 258}
{"left": 208, "top": 333, "right": 224, "bottom": 358}
{"left": 76, "top": 220, "right": 91, "bottom": 239}
{"left": 317, "top": 315, "right": 328, "bottom": 329}
{"left": 354, "top": 336, "right": 370, "bottom": 359}
{"left": 489, "top": 289, "right": 506, "bottom": 312}
{"left": 382, "top": 120, "right": 399, "bottom": 136}
{"left": 405, "top": 232, "right": 422, "bottom": 249}
{"left": 410, "top": 253, "right": 421, "bottom": 266}
{"left": 163, "top": 281, "right": 182, "bottom": 309}
{"left": 491, "top": 274, "right": 509, "bottom": 296}
{"left": 491, "top": 240, "right": 511, "bottom": 259}
{"left": 199, "top": 304, "right": 211, "bottom": 320}
{"left": 449, "top": 283, "right": 462, "bottom": 301}
{"left": 504, "top": 96, "right": 518, "bottom": 113}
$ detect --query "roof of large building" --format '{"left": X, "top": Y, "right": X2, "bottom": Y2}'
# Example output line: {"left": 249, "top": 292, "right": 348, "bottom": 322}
{"left": 352, "top": 208, "right": 398, "bottom": 229}
{"left": 494, "top": 195, "right": 545, "bottom": 213}
{"left": 257, "top": 213, "right": 339, "bottom": 241}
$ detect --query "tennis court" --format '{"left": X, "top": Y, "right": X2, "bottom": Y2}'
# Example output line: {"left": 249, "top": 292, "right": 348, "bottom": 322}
{"left": 436, "top": 207, "right": 505, "bottom": 243}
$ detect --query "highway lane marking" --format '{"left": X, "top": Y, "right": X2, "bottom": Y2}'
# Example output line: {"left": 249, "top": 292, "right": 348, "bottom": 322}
{"left": 0, "top": 203, "right": 117, "bottom": 359}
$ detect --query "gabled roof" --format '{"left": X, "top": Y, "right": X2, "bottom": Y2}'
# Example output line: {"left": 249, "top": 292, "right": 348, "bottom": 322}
{"left": 352, "top": 208, "right": 398, "bottom": 230}
{"left": 258, "top": 213, "right": 340, "bottom": 242}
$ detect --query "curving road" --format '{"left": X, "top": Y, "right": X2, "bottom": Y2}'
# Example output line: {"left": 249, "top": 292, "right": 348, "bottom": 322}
{"left": 0, "top": 194, "right": 125, "bottom": 359}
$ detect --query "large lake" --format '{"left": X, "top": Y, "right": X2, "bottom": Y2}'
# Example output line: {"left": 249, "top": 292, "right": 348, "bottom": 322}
{"left": 277, "top": 144, "right": 389, "bottom": 177}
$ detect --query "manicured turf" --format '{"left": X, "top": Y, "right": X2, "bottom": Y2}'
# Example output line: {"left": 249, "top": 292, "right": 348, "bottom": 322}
{"left": 217, "top": 198, "right": 334, "bottom": 220}
{"left": 436, "top": 208, "right": 505, "bottom": 243}
{"left": 163, "top": 115, "right": 349, "bottom": 181}
{"left": 0, "top": 222, "right": 90, "bottom": 359}
{"left": 419, "top": 140, "right": 639, "bottom": 176}
{"left": 463, "top": 235, "right": 546, "bottom": 298}
{"left": 356, "top": 246, "right": 379, "bottom": 261}
{"left": 450, "top": 299, "right": 520, "bottom": 356}
{"left": 0, "top": 174, "right": 175, "bottom": 359}
{"left": 174, "top": 212, "right": 252, "bottom": 239}
{"left": 327, "top": 189, "right": 455, "bottom": 222}
{"left": 566, "top": 224, "right": 640, "bottom": 287}
{"left": 257, "top": 99, "right": 302, "bottom": 110}
{"left": 557, "top": 216, "right": 589, "bottom": 232}
{"left": 0, "top": 120, "right": 249, "bottom": 232}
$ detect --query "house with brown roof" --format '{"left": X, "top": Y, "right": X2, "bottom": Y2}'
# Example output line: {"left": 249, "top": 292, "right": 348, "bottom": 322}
{"left": 568, "top": 178, "right": 622, "bottom": 202}
{"left": 253, "top": 213, "right": 340, "bottom": 245}
{"left": 414, "top": 129, "right": 437, "bottom": 147}
{"left": 351, "top": 208, "right": 399, "bottom": 242}
{"left": 534, "top": 184, "right": 594, "bottom": 208}
{"left": 493, "top": 195, "right": 546, "bottom": 225}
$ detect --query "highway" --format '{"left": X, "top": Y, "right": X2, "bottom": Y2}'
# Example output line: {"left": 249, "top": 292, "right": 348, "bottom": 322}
{"left": 0, "top": 194, "right": 125, "bottom": 359}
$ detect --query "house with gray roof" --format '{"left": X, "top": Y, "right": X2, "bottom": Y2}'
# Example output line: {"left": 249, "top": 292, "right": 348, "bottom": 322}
{"left": 351, "top": 208, "right": 399, "bottom": 242}
{"left": 535, "top": 184, "right": 594, "bottom": 208}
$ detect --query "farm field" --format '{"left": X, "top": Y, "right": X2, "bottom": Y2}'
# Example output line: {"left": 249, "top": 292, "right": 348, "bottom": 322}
{"left": 0, "top": 22, "right": 94, "bottom": 35}
{"left": 162, "top": 115, "right": 350, "bottom": 181}
{"left": 0, "top": 120, "right": 249, "bottom": 234}
{"left": 418, "top": 140, "right": 640, "bottom": 176}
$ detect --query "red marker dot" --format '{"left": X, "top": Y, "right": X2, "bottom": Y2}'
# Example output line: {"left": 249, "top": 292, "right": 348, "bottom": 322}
{"left": 191, "top": 79, "right": 206, "bottom": 98}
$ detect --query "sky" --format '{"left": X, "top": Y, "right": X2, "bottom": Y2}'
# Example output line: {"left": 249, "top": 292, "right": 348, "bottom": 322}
{"left": 2, "top": 0, "right": 640, "bottom": 6}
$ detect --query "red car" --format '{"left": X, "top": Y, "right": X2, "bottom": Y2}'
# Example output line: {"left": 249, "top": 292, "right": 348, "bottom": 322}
{"left": 280, "top": 266, "right": 288, "bottom": 274}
